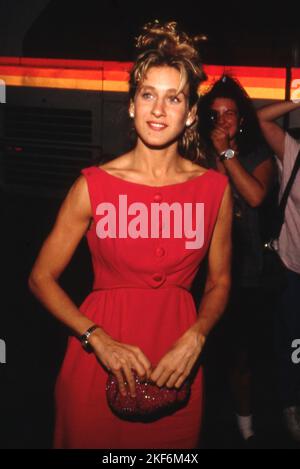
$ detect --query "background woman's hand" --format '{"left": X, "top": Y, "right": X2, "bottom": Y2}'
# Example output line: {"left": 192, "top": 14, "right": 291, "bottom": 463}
{"left": 89, "top": 328, "right": 152, "bottom": 397}
{"left": 211, "top": 125, "right": 230, "bottom": 154}
{"left": 150, "top": 325, "right": 206, "bottom": 389}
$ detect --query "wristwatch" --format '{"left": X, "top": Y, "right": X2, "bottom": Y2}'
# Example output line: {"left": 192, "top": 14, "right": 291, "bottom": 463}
{"left": 79, "top": 324, "right": 100, "bottom": 352}
{"left": 219, "top": 148, "right": 236, "bottom": 162}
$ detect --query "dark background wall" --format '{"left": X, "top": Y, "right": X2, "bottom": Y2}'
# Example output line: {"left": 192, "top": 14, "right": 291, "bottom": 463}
{"left": 0, "top": 0, "right": 299, "bottom": 66}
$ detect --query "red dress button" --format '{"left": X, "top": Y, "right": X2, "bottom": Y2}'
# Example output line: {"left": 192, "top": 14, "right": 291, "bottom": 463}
{"left": 153, "top": 193, "right": 162, "bottom": 202}
{"left": 152, "top": 272, "right": 164, "bottom": 282}
{"left": 155, "top": 247, "right": 165, "bottom": 257}
{"left": 153, "top": 274, "right": 162, "bottom": 282}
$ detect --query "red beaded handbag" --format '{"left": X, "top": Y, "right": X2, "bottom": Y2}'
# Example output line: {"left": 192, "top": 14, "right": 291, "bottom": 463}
{"left": 106, "top": 371, "right": 191, "bottom": 421}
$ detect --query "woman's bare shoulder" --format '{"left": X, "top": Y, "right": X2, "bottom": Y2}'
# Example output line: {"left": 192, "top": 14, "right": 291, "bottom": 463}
{"left": 98, "top": 153, "right": 132, "bottom": 171}
{"left": 182, "top": 160, "right": 208, "bottom": 176}
{"left": 61, "top": 174, "right": 92, "bottom": 219}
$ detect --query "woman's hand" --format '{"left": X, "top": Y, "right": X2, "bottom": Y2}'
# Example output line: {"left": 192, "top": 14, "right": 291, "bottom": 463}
{"left": 150, "top": 325, "right": 206, "bottom": 389}
{"left": 211, "top": 125, "right": 230, "bottom": 154}
{"left": 89, "top": 328, "right": 152, "bottom": 397}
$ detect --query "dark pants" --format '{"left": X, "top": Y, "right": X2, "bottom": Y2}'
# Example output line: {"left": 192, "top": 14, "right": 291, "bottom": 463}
{"left": 275, "top": 267, "right": 300, "bottom": 407}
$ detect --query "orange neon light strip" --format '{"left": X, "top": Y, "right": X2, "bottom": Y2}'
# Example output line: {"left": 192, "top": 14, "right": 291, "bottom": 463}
{"left": 0, "top": 57, "right": 131, "bottom": 92}
{"left": 201, "top": 65, "right": 286, "bottom": 99}
{"left": 0, "top": 75, "right": 128, "bottom": 92}
{"left": 0, "top": 56, "right": 297, "bottom": 100}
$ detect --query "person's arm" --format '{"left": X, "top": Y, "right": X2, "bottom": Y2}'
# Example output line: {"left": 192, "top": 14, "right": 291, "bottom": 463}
{"left": 257, "top": 101, "right": 300, "bottom": 161}
{"left": 28, "top": 175, "right": 151, "bottom": 397}
{"left": 222, "top": 156, "right": 274, "bottom": 207}
{"left": 150, "top": 184, "right": 232, "bottom": 388}
{"left": 28, "top": 175, "right": 96, "bottom": 335}
{"left": 212, "top": 125, "right": 274, "bottom": 207}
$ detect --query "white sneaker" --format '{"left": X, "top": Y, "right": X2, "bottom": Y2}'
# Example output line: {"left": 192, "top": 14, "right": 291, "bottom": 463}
{"left": 283, "top": 406, "right": 300, "bottom": 442}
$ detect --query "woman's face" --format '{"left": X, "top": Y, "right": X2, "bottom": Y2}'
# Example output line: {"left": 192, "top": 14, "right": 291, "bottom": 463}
{"left": 209, "top": 97, "right": 241, "bottom": 141}
{"left": 131, "top": 65, "right": 193, "bottom": 149}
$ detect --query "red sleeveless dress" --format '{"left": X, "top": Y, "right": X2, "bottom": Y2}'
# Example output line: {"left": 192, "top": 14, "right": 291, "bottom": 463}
{"left": 54, "top": 166, "right": 228, "bottom": 449}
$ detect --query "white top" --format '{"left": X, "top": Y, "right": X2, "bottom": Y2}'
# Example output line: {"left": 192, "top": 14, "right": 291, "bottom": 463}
{"left": 276, "top": 133, "right": 300, "bottom": 274}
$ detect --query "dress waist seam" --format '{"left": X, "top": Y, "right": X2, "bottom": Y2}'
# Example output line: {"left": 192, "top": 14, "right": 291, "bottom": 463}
{"left": 92, "top": 284, "right": 191, "bottom": 293}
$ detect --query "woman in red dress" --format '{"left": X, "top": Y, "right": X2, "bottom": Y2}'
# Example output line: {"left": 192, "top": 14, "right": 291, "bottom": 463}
{"left": 28, "top": 21, "right": 232, "bottom": 449}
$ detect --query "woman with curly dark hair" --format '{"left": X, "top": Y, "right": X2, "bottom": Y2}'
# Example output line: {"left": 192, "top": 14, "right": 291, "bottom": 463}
{"left": 28, "top": 22, "right": 232, "bottom": 448}
{"left": 198, "top": 75, "right": 274, "bottom": 443}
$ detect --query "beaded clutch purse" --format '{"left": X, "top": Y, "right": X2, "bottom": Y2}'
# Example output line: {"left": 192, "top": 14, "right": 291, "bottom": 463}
{"left": 106, "top": 371, "right": 191, "bottom": 421}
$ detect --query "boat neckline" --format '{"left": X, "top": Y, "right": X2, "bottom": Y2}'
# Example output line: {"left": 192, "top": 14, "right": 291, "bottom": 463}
{"left": 94, "top": 165, "right": 212, "bottom": 189}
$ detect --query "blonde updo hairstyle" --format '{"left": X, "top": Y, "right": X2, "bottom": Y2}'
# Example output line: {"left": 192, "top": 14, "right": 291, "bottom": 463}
{"left": 129, "top": 21, "right": 206, "bottom": 162}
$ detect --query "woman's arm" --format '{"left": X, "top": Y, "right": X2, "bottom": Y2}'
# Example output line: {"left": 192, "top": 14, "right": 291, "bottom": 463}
{"left": 192, "top": 184, "right": 232, "bottom": 337}
{"left": 222, "top": 156, "right": 274, "bottom": 207}
{"left": 28, "top": 175, "right": 96, "bottom": 336}
{"left": 29, "top": 175, "right": 151, "bottom": 397}
{"left": 212, "top": 125, "right": 274, "bottom": 207}
{"left": 150, "top": 184, "right": 233, "bottom": 388}
{"left": 257, "top": 101, "right": 300, "bottom": 161}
